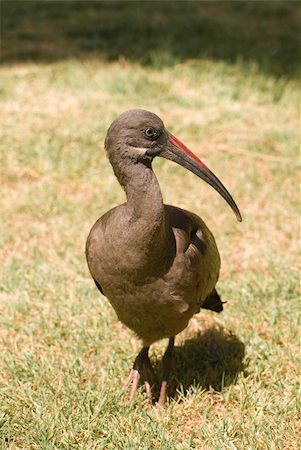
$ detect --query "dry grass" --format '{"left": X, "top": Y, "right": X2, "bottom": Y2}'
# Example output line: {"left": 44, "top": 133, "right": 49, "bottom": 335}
{"left": 1, "top": 2, "right": 300, "bottom": 449}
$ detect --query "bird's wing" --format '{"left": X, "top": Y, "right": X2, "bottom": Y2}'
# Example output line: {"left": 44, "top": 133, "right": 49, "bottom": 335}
{"left": 164, "top": 205, "right": 221, "bottom": 311}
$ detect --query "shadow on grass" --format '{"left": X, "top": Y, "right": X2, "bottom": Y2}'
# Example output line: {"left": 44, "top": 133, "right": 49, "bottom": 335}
{"left": 151, "top": 324, "right": 245, "bottom": 401}
{"left": 2, "top": 1, "right": 300, "bottom": 78}
{"left": 173, "top": 327, "right": 245, "bottom": 395}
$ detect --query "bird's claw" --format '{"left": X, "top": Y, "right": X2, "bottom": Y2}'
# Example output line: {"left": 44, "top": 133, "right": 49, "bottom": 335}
{"left": 123, "top": 347, "right": 154, "bottom": 404}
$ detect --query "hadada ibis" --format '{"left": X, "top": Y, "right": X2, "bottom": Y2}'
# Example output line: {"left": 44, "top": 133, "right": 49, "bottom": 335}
{"left": 86, "top": 109, "right": 241, "bottom": 405}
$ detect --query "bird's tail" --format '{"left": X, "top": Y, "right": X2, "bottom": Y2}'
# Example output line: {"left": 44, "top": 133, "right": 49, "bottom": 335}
{"left": 201, "top": 289, "right": 225, "bottom": 313}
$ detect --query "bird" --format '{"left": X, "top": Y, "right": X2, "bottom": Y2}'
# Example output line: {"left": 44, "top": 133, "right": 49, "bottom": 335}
{"left": 86, "top": 109, "right": 241, "bottom": 405}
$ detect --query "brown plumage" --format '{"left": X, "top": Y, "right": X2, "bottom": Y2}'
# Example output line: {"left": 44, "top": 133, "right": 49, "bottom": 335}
{"left": 86, "top": 109, "right": 241, "bottom": 404}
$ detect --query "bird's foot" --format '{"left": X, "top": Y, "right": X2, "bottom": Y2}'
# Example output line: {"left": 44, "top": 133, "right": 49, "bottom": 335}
{"left": 158, "top": 380, "right": 168, "bottom": 407}
{"left": 124, "top": 337, "right": 175, "bottom": 406}
{"left": 158, "top": 337, "right": 175, "bottom": 406}
{"left": 123, "top": 346, "right": 155, "bottom": 404}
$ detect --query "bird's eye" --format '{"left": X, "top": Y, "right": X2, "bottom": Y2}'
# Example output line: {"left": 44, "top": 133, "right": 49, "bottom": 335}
{"left": 145, "top": 127, "right": 157, "bottom": 139}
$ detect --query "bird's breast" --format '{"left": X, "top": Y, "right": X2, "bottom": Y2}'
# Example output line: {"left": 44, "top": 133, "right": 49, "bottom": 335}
{"left": 86, "top": 204, "right": 221, "bottom": 345}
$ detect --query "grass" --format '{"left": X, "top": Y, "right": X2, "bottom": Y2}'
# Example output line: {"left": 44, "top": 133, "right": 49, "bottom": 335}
{"left": 1, "top": 2, "right": 300, "bottom": 449}
{"left": 2, "top": 1, "right": 301, "bottom": 78}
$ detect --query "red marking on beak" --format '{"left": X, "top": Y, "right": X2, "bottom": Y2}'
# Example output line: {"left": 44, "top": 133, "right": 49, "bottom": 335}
{"left": 168, "top": 133, "right": 209, "bottom": 170}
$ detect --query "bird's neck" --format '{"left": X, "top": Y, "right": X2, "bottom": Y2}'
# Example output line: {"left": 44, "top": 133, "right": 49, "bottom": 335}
{"left": 124, "top": 163, "right": 164, "bottom": 222}
{"left": 115, "top": 161, "right": 175, "bottom": 278}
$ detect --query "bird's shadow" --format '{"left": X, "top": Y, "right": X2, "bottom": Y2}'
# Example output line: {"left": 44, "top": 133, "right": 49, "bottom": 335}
{"left": 153, "top": 321, "right": 245, "bottom": 400}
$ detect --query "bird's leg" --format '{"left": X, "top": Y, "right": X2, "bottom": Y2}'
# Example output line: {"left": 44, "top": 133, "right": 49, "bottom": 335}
{"left": 158, "top": 337, "right": 175, "bottom": 406}
{"left": 123, "top": 346, "right": 155, "bottom": 403}
{"left": 142, "top": 353, "right": 158, "bottom": 404}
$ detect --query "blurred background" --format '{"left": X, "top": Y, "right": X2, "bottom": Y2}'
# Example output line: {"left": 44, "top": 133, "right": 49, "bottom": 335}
{"left": 1, "top": 2, "right": 300, "bottom": 448}
{"left": 2, "top": 1, "right": 301, "bottom": 77}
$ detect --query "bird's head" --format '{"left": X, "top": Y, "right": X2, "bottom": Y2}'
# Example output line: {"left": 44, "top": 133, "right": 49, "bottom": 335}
{"left": 105, "top": 109, "right": 166, "bottom": 164}
{"left": 105, "top": 109, "right": 242, "bottom": 221}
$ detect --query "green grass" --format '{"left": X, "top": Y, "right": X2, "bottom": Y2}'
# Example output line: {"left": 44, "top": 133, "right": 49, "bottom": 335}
{"left": 1, "top": 2, "right": 300, "bottom": 449}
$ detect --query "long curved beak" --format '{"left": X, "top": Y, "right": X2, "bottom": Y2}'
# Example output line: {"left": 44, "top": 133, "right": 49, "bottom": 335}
{"left": 161, "top": 132, "right": 242, "bottom": 222}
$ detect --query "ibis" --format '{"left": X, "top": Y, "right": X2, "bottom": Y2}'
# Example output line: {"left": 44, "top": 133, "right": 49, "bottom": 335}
{"left": 86, "top": 109, "right": 241, "bottom": 405}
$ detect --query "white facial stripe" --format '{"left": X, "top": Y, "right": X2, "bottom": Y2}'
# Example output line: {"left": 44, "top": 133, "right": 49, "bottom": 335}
{"left": 131, "top": 146, "right": 148, "bottom": 154}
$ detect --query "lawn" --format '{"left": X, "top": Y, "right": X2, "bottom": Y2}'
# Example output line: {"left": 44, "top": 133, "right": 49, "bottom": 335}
{"left": 0, "top": 2, "right": 300, "bottom": 449}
